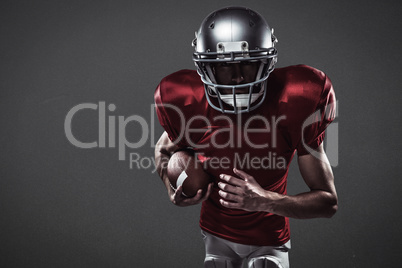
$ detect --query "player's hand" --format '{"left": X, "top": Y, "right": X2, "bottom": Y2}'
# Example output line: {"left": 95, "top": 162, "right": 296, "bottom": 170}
{"left": 170, "top": 183, "right": 213, "bottom": 207}
{"left": 218, "top": 168, "right": 272, "bottom": 211}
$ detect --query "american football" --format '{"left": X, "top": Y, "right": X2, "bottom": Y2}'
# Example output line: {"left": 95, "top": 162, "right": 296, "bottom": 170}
{"left": 167, "top": 150, "right": 212, "bottom": 197}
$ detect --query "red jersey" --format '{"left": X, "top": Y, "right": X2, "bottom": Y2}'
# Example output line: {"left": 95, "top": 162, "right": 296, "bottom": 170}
{"left": 154, "top": 65, "right": 336, "bottom": 246}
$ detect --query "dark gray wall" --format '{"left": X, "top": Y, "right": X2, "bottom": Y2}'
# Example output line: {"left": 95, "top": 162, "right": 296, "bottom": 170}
{"left": 1, "top": 0, "right": 401, "bottom": 267}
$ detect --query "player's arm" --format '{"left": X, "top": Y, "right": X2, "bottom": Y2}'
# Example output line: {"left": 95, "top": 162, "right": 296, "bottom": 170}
{"left": 265, "top": 143, "right": 338, "bottom": 218}
{"left": 218, "top": 143, "right": 338, "bottom": 219}
{"left": 155, "top": 131, "right": 212, "bottom": 206}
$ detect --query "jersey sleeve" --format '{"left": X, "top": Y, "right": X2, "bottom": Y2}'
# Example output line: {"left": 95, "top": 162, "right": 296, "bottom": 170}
{"left": 296, "top": 74, "right": 336, "bottom": 156}
{"left": 154, "top": 80, "right": 187, "bottom": 147}
{"left": 154, "top": 70, "right": 206, "bottom": 148}
{"left": 154, "top": 84, "right": 184, "bottom": 147}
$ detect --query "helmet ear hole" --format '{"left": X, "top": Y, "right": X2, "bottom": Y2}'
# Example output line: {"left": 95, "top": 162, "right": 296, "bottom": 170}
{"left": 271, "top": 28, "right": 278, "bottom": 44}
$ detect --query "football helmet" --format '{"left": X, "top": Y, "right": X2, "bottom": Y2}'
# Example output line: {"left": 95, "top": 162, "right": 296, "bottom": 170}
{"left": 192, "top": 6, "right": 278, "bottom": 114}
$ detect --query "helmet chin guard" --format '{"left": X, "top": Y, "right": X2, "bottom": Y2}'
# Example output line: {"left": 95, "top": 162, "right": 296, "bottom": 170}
{"left": 192, "top": 6, "right": 278, "bottom": 114}
{"left": 198, "top": 69, "right": 269, "bottom": 114}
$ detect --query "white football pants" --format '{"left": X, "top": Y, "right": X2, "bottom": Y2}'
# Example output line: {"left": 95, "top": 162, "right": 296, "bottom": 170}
{"left": 201, "top": 230, "right": 291, "bottom": 268}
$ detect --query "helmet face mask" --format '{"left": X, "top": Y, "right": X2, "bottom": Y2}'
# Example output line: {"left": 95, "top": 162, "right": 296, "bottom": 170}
{"left": 192, "top": 6, "right": 278, "bottom": 114}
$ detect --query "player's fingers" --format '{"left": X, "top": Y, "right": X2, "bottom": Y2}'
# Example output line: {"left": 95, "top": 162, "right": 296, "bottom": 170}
{"left": 218, "top": 182, "right": 242, "bottom": 195}
{"left": 219, "top": 199, "right": 239, "bottom": 209}
{"left": 191, "top": 189, "right": 204, "bottom": 202}
{"left": 200, "top": 183, "right": 213, "bottom": 202}
{"left": 218, "top": 190, "right": 241, "bottom": 203}
{"left": 177, "top": 192, "right": 199, "bottom": 206}
{"left": 175, "top": 185, "right": 183, "bottom": 194}
{"left": 233, "top": 168, "right": 255, "bottom": 182}
{"left": 219, "top": 174, "right": 245, "bottom": 187}
{"left": 173, "top": 185, "right": 184, "bottom": 202}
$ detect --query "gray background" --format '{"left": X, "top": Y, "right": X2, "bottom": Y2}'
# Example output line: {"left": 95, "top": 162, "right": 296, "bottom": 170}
{"left": 1, "top": 0, "right": 401, "bottom": 267}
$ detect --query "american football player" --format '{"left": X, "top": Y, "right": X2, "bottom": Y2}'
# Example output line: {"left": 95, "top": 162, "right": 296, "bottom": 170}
{"left": 154, "top": 6, "right": 337, "bottom": 268}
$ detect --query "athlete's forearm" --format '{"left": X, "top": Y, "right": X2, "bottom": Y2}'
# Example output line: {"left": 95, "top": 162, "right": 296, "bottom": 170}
{"left": 154, "top": 132, "right": 178, "bottom": 194}
{"left": 154, "top": 148, "right": 171, "bottom": 191}
{"left": 263, "top": 189, "right": 338, "bottom": 219}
